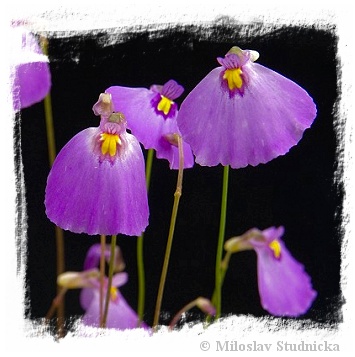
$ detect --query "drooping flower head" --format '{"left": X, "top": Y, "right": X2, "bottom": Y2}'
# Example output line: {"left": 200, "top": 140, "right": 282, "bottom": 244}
{"left": 45, "top": 93, "right": 149, "bottom": 236}
{"left": 106, "top": 80, "right": 194, "bottom": 170}
{"left": 80, "top": 243, "right": 148, "bottom": 330}
{"left": 80, "top": 271, "right": 144, "bottom": 330}
{"left": 177, "top": 46, "right": 317, "bottom": 168}
{"left": 10, "top": 24, "right": 51, "bottom": 112}
{"left": 58, "top": 244, "right": 149, "bottom": 330}
{"left": 225, "top": 226, "right": 317, "bottom": 317}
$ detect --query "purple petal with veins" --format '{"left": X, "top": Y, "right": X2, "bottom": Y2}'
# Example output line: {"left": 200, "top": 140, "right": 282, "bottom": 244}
{"left": 45, "top": 125, "right": 149, "bottom": 236}
{"left": 10, "top": 26, "right": 51, "bottom": 112}
{"left": 250, "top": 226, "right": 317, "bottom": 317}
{"left": 106, "top": 80, "right": 194, "bottom": 169}
{"left": 177, "top": 47, "right": 317, "bottom": 168}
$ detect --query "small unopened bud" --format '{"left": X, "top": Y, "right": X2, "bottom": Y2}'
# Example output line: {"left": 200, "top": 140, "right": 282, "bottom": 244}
{"left": 57, "top": 269, "right": 99, "bottom": 289}
{"left": 196, "top": 297, "right": 216, "bottom": 316}
{"left": 224, "top": 228, "right": 264, "bottom": 253}
{"left": 224, "top": 236, "right": 252, "bottom": 253}
{"left": 225, "top": 235, "right": 253, "bottom": 253}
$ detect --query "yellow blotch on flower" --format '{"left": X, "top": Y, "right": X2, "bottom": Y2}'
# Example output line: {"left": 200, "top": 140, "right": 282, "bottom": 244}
{"left": 157, "top": 95, "right": 174, "bottom": 115}
{"left": 223, "top": 68, "right": 243, "bottom": 90}
{"left": 110, "top": 286, "right": 118, "bottom": 302}
{"left": 100, "top": 133, "right": 121, "bottom": 156}
{"left": 269, "top": 239, "right": 281, "bottom": 259}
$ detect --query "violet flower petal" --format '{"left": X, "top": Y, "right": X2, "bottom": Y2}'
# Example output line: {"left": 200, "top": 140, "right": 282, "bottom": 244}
{"left": 83, "top": 244, "right": 109, "bottom": 271}
{"left": 80, "top": 272, "right": 128, "bottom": 310}
{"left": 177, "top": 56, "right": 316, "bottom": 168}
{"left": 80, "top": 272, "right": 149, "bottom": 331}
{"left": 11, "top": 26, "right": 51, "bottom": 112}
{"left": 251, "top": 227, "right": 317, "bottom": 317}
{"left": 80, "top": 286, "right": 95, "bottom": 311}
{"left": 83, "top": 243, "right": 125, "bottom": 272}
{"left": 106, "top": 86, "right": 166, "bottom": 148}
{"left": 106, "top": 84, "right": 194, "bottom": 169}
{"left": 81, "top": 289, "right": 147, "bottom": 330}
{"left": 157, "top": 118, "right": 195, "bottom": 169}
{"left": 45, "top": 127, "right": 149, "bottom": 236}
{"left": 160, "top": 79, "right": 184, "bottom": 100}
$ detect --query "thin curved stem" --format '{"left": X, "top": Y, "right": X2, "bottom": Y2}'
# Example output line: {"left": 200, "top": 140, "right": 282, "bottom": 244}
{"left": 168, "top": 300, "right": 199, "bottom": 330}
{"left": 45, "top": 288, "right": 67, "bottom": 322}
{"left": 99, "top": 234, "right": 106, "bottom": 326}
{"left": 153, "top": 135, "right": 184, "bottom": 329}
{"left": 211, "top": 250, "right": 232, "bottom": 307}
{"left": 137, "top": 149, "right": 154, "bottom": 326}
{"left": 214, "top": 165, "right": 230, "bottom": 319}
{"left": 102, "top": 235, "right": 117, "bottom": 328}
{"left": 40, "top": 37, "right": 65, "bottom": 338}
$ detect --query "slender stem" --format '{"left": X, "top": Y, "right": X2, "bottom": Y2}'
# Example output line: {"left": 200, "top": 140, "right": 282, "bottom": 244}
{"left": 54, "top": 227, "right": 65, "bottom": 336}
{"left": 153, "top": 135, "right": 184, "bottom": 329}
{"left": 40, "top": 37, "right": 56, "bottom": 166}
{"left": 99, "top": 235, "right": 106, "bottom": 326}
{"left": 136, "top": 149, "right": 154, "bottom": 326}
{"left": 145, "top": 148, "right": 154, "bottom": 189}
{"left": 136, "top": 235, "right": 145, "bottom": 326}
{"left": 102, "top": 235, "right": 117, "bottom": 328}
{"left": 211, "top": 250, "right": 232, "bottom": 307}
{"left": 43, "top": 86, "right": 56, "bottom": 165}
{"left": 168, "top": 299, "right": 199, "bottom": 330}
{"left": 214, "top": 165, "right": 230, "bottom": 319}
{"left": 45, "top": 288, "right": 67, "bottom": 321}
{"left": 40, "top": 37, "right": 66, "bottom": 338}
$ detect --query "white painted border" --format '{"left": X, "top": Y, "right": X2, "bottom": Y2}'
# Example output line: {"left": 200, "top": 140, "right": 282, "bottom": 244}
{"left": 2, "top": 1, "right": 353, "bottom": 355}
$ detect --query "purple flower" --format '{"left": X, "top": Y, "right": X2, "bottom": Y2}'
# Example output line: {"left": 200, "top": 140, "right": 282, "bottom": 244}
{"left": 10, "top": 25, "right": 51, "bottom": 112}
{"left": 58, "top": 244, "right": 149, "bottom": 330}
{"left": 45, "top": 93, "right": 149, "bottom": 236}
{"left": 78, "top": 243, "right": 149, "bottom": 330}
{"left": 105, "top": 80, "right": 194, "bottom": 170}
{"left": 177, "top": 46, "right": 317, "bottom": 168}
{"left": 80, "top": 272, "right": 146, "bottom": 330}
{"left": 225, "top": 226, "right": 317, "bottom": 317}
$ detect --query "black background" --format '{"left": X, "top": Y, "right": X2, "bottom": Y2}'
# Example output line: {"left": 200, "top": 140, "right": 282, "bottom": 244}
{"left": 18, "top": 20, "right": 342, "bottom": 331}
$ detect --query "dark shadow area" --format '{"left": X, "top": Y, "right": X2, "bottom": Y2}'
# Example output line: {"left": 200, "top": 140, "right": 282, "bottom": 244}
{"left": 17, "top": 22, "right": 342, "bottom": 331}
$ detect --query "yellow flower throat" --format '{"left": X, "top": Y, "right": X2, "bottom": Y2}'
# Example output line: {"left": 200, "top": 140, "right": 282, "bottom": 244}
{"left": 269, "top": 240, "right": 281, "bottom": 259}
{"left": 100, "top": 133, "right": 121, "bottom": 156}
{"left": 157, "top": 95, "right": 174, "bottom": 115}
{"left": 223, "top": 68, "right": 243, "bottom": 90}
